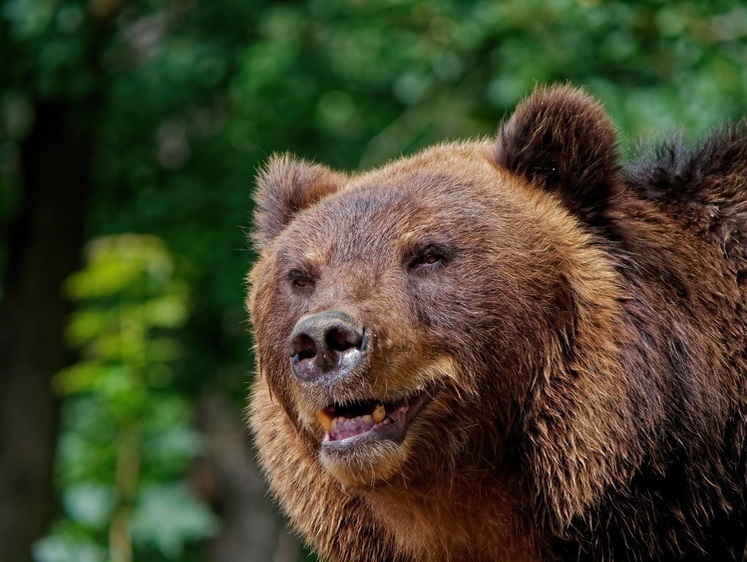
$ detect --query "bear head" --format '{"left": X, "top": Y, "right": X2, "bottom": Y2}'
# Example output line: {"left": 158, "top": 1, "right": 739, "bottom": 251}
{"left": 248, "top": 86, "right": 639, "bottom": 554}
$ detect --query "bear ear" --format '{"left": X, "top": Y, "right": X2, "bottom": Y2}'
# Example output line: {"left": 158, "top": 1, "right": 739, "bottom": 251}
{"left": 495, "top": 85, "right": 620, "bottom": 223}
{"left": 252, "top": 154, "right": 346, "bottom": 251}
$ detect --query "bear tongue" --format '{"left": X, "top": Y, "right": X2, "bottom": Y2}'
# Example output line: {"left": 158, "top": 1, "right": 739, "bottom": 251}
{"left": 318, "top": 403, "right": 408, "bottom": 442}
{"left": 329, "top": 414, "right": 382, "bottom": 441}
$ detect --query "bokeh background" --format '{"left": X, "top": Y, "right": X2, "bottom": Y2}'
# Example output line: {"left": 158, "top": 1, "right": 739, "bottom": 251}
{"left": 1, "top": 0, "right": 746, "bottom": 561}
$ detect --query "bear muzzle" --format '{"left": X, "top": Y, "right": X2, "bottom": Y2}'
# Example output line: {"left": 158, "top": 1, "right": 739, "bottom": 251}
{"left": 288, "top": 309, "right": 368, "bottom": 384}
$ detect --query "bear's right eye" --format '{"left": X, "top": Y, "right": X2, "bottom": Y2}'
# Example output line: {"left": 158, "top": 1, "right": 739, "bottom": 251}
{"left": 288, "top": 270, "right": 315, "bottom": 291}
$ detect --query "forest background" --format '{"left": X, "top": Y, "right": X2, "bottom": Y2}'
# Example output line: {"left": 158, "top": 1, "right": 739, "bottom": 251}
{"left": 2, "top": 0, "right": 746, "bottom": 561}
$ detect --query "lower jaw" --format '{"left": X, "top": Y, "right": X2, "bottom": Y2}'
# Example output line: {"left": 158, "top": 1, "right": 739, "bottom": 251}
{"left": 319, "top": 437, "right": 408, "bottom": 486}
{"left": 319, "top": 402, "right": 432, "bottom": 484}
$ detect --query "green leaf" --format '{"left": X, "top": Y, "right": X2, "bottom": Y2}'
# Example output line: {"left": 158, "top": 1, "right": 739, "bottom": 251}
{"left": 32, "top": 534, "right": 105, "bottom": 562}
{"left": 144, "top": 424, "right": 204, "bottom": 470}
{"left": 62, "top": 483, "right": 115, "bottom": 529}
{"left": 144, "top": 295, "right": 189, "bottom": 328}
{"left": 53, "top": 361, "right": 99, "bottom": 395}
{"left": 65, "top": 309, "right": 111, "bottom": 347}
{"left": 130, "top": 483, "right": 217, "bottom": 559}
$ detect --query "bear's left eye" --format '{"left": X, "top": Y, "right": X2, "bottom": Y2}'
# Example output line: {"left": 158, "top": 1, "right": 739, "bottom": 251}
{"left": 408, "top": 245, "right": 450, "bottom": 270}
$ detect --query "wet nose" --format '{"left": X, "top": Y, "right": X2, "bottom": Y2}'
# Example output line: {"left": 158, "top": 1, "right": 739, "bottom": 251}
{"left": 288, "top": 310, "right": 367, "bottom": 381}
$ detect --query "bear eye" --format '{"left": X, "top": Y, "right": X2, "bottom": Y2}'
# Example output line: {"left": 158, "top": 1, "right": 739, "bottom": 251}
{"left": 288, "top": 270, "right": 315, "bottom": 291}
{"left": 408, "top": 245, "right": 449, "bottom": 270}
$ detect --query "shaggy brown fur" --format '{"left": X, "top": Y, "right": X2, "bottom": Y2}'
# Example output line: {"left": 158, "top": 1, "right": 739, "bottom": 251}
{"left": 247, "top": 86, "right": 747, "bottom": 562}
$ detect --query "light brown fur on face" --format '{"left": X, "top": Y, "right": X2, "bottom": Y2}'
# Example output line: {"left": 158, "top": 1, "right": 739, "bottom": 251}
{"left": 247, "top": 86, "right": 747, "bottom": 562}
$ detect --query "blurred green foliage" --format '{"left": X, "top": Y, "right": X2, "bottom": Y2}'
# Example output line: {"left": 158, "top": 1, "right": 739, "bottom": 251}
{"left": 36, "top": 235, "right": 214, "bottom": 562}
{"left": 1, "top": 0, "right": 746, "bottom": 560}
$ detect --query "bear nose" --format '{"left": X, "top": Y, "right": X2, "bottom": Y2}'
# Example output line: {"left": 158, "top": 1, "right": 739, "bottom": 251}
{"left": 288, "top": 310, "right": 367, "bottom": 382}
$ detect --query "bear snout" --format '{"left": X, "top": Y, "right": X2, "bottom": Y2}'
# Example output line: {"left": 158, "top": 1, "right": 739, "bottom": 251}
{"left": 288, "top": 310, "right": 368, "bottom": 383}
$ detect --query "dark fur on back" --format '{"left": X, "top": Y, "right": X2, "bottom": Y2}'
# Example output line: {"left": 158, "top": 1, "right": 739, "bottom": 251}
{"left": 626, "top": 127, "right": 747, "bottom": 266}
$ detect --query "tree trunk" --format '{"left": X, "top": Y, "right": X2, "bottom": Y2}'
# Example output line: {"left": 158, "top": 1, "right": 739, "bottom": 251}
{"left": 0, "top": 99, "right": 94, "bottom": 562}
{"left": 194, "top": 394, "right": 298, "bottom": 562}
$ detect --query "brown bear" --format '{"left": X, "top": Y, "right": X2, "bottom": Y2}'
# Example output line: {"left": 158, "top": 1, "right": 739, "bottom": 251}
{"left": 247, "top": 86, "right": 747, "bottom": 562}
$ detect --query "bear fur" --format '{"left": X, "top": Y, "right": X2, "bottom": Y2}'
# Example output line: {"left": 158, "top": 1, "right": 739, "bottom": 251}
{"left": 247, "top": 86, "right": 747, "bottom": 562}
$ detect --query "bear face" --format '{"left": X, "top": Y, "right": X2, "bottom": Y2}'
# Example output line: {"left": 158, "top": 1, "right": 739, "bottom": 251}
{"left": 248, "top": 86, "right": 747, "bottom": 562}
{"left": 251, "top": 143, "right": 588, "bottom": 488}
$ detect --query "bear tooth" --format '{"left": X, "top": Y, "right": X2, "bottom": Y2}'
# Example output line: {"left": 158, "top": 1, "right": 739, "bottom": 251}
{"left": 317, "top": 410, "right": 333, "bottom": 431}
{"left": 362, "top": 414, "right": 372, "bottom": 424}
{"left": 372, "top": 404, "right": 386, "bottom": 423}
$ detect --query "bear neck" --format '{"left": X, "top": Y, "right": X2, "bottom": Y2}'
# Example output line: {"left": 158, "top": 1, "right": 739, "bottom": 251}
{"left": 359, "top": 465, "right": 547, "bottom": 562}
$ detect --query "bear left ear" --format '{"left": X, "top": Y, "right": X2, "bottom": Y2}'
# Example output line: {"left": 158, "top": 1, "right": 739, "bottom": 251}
{"left": 252, "top": 154, "right": 347, "bottom": 251}
{"left": 495, "top": 85, "right": 620, "bottom": 223}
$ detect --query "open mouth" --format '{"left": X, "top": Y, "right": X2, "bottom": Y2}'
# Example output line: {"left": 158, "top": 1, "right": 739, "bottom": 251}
{"left": 316, "top": 390, "right": 432, "bottom": 446}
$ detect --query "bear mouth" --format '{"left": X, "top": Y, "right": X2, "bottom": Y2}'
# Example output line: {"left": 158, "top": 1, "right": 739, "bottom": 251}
{"left": 316, "top": 390, "right": 432, "bottom": 447}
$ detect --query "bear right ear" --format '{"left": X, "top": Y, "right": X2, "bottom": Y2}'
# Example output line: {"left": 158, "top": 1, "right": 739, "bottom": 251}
{"left": 252, "top": 154, "right": 346, "bottom": 251}
{"left": 495, "top": 85, "right": 620, "bottom": 224}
